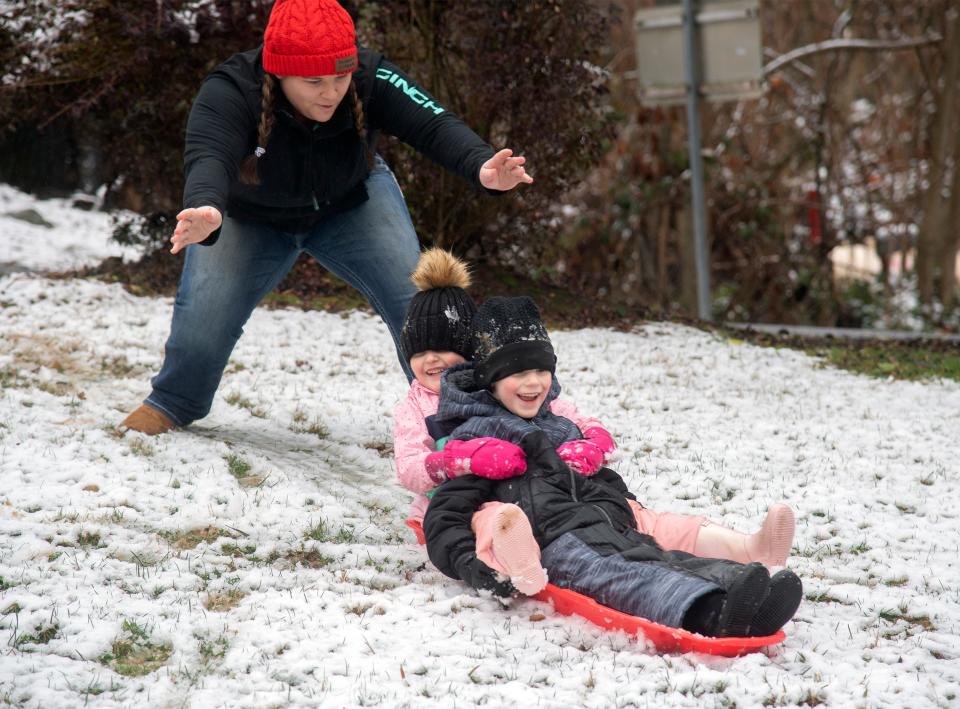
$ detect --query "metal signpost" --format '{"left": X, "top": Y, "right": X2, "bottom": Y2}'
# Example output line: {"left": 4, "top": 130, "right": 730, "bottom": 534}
{"left": 634, "top": 0, "right": 763, "bottom": 321}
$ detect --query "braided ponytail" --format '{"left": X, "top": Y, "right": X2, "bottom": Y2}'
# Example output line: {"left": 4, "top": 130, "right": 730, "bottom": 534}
{"left": 348, "top": 81, "right": 373, "bottom": 169}
{"left": 239, "top": 73, "right": 277, "bottom": 185}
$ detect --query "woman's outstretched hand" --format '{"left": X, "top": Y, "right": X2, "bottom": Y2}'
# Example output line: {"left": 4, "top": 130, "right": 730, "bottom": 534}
{"left": 170, "top": 206, "right": 222, "bottom": 254}
{"left": 479, "top": 148, "right": 534, "bottom": 191}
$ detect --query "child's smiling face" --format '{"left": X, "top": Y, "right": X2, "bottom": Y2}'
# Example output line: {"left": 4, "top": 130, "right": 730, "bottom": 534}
{"left": 492, "top": 369, "right": 552, "bottom": 419}
{"left": 410, "top": 350, "right": 466, "bottom": 394}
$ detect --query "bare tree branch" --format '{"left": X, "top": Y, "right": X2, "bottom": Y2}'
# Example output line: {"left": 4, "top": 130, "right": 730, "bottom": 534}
{"left": 763, "top": 35, "right": 942, "bottom": 77}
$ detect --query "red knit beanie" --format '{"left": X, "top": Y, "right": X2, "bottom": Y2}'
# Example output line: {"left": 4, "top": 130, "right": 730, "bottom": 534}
{"left": 262, "top": 0, "right": 358, "bottom": 77}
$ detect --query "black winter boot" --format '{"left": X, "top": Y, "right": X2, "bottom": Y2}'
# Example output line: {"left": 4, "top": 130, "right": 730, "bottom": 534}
{"left": 682, "top": 590, "right": 725, "bottom": 636}
{"left": 750, "top": 569, "right": 802, "bottom": 636}
{"left": 714, "top": 562, "right": 770, "bottom": 637}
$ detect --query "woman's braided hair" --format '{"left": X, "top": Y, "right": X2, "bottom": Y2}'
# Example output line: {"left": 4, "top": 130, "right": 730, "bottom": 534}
{"left": 348, "top": 81, "right": 373, "bottom": 169}
{"left": 239, "top": 73, "right": 371, "bottom": 185}
{"left": 239, "top": 73, "right": 277, "bottom": 185}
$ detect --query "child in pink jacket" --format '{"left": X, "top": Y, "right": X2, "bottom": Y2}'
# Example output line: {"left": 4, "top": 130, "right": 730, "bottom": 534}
{"left": 393, "top": 249, "right": 794, "bottom": 596}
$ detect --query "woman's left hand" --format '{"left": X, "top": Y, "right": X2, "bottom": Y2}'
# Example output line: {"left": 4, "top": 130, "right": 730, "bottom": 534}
{"left": 479, "top": 148, "right": 534, "bottom": 191}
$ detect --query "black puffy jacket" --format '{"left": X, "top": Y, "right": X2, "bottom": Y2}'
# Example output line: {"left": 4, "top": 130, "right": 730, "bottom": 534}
{"left": 424, "top": 428, "right": 668, "bottom": 582}
{"left": 182, "top": 47, "right": 497, "bottom": 240}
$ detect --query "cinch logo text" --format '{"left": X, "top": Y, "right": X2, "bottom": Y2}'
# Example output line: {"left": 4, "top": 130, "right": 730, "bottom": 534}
{"left": 375, "top": 68, "right": 445, "bottom": 115}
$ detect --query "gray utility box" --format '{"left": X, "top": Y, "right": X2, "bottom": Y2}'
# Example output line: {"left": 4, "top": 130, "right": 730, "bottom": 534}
{"left": 635, "top": 0, "right": 763, "bottom": 105}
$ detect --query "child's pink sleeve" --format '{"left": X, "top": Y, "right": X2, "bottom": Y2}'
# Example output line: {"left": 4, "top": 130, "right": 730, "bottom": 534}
{"left": 393, "top": 388, "right": 441, "bottom": 495}
{"left": 549, "top": 397, "right": 605, "bottom": 434}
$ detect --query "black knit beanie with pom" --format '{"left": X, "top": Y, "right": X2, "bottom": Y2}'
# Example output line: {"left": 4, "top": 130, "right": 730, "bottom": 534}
{"left": 400, "top": 249, "right": 477, "bottom": 361}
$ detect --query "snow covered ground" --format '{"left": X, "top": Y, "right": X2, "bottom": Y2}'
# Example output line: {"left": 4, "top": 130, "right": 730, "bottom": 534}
{"left": 0, "top": 184, "right": 139, "bottom": 274}
{"left": 1, "top": 185, "right": 959, "bottom": 707}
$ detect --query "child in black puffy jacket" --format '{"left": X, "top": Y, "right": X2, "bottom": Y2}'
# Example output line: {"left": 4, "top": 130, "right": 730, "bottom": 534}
{"left": 423, "top": 296, "right": 802, "bottom": 637}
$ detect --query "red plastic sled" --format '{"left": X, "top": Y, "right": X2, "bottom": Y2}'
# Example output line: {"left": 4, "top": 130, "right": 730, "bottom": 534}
{"left": 405, "top": 518, "right": 785, "bottom": 657}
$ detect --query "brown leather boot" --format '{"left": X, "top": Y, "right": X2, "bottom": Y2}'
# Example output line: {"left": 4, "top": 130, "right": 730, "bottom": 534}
{"left": 119, "top": 404, "right": 176, "bottom": 435}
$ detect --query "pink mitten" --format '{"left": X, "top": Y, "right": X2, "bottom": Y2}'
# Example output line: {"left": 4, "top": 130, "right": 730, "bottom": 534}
{"left": 583, "top": 426, "right": 616, "bottom": 455}
{"left": 557, "top": 439, "right": 605, "bottom": 476}
{"left": 425, "top": 438, "right": 527, "bottom": 481}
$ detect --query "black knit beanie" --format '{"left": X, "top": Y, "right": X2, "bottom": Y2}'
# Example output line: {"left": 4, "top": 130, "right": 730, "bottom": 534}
{"left": 471, "top": 296, "right": 556, "bottom": 389}
{"left": 400, "top": 249, "right": 477, "bottom": 361}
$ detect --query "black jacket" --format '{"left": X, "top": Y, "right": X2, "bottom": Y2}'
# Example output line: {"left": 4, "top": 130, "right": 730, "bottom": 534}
{"left": 424, "top": 365, "right": 657, "bottom": 581}
{"left": 183, "top": 47, "right": 497, "bottom": 241}
{"left": 424, "top": 430, "right": 653, "bottom": 582}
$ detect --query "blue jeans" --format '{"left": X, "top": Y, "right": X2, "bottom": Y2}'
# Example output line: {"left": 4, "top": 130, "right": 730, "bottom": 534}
{"left": 146, "top": 157, "right": 420, "bottom": 426}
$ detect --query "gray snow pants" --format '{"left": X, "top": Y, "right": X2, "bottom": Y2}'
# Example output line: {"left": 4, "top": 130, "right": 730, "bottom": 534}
{"left": 541, "top": 531, "right": 719, "bottom": 628}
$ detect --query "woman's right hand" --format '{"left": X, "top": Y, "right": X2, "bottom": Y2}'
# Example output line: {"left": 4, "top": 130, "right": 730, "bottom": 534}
{"left": 170, "top": 206, "right": 222, "bottom": 254}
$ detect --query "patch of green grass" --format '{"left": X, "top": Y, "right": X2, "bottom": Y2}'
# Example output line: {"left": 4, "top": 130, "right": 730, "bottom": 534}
{"left": 363, "top": 556, "right": 385, "bottom": 573}
{"left": 128, "top": 437, "right": 155, "bottom": 457}
{"left": 303, "top": 520, "right": 357, "bottom": 544}
{"left": 333, "top": 526, "right": 358, "bottom": 543}
{"left": 224, "top": 391, "right": 267, "bottom": 418}
{"left": 198, "top": 634, "right": 229, "bottom": 661}
{"left": 717, "top": 326, "right": 960, "bottom": 383}
{"left": 291, "top": 416, "right": 329, "bottom": 439}
{"left": 98, "top": 619, "right": 172, "bottom": 677}
{"left": 77, "top": 530, "right": 101, "bottom": 547}
{"left": 796, "top": 687, "right": 827, "bottom": 707}
{"left": 14, "top": 623, "right": 59, "bottom": 649}
{"left": 816, "top": 344, "right": 960, "bottom": 382}
{"left": 804, "top": 591, "right": 850, "bottom": 605}
{"left": 793, "top": 542, "right": 842, "bottom": 560}
{"left": 847, "top": 540, "right": 871, "bottom": 555}
{"left": 285, "top": 548, "right": 335, "bottom": 568}
{"left": 360, "top": 501, "right": 395, "bottom": 517}
{"left": 304, "top": 520, "right": 330, "bottom": 542}
{"left": 0, "top": 576, "right": 13, "bottom": 591}
{"left": 220, "top": 542, "right": 257, "bottom": 558}
{"left": 878, "top": 607, "right": 934, "bottom": 630}
{"left": 882, "top": 575, "right": 909, "bottom": 587}
{"left": 262, "top": 288, "right": 368, "bottom": 314}
{"left": 225, "top": 454, "right": 251, "bottom": 479}
{"left": 0, "top": 367, "right": 31, "bottom": 390}
{"left": 161, "top": 526, "right": 230, "bottom": 550}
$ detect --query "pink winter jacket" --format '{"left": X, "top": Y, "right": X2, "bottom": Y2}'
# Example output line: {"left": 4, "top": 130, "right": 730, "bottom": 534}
{"left": 393, "top": 380, "right": 605, "bottom": 519}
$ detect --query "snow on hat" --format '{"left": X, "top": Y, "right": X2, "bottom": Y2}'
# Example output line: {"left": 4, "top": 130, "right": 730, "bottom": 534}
{"left": 400, "top": 249, "right": 477, "bottom": 361}
{"left": 262, "top": 0, "right": 358, "bottom": 77}
{"left": 471, "top": 296, "right": 556, "bottom": 389}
